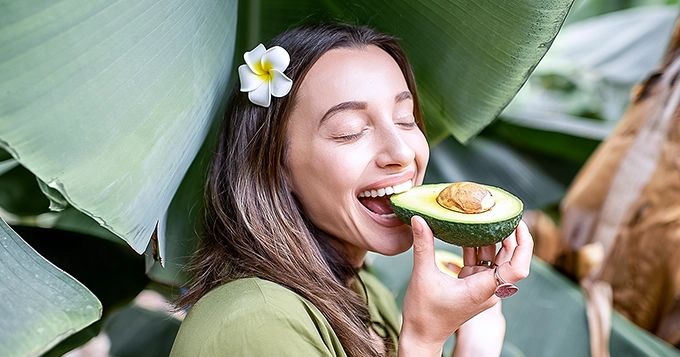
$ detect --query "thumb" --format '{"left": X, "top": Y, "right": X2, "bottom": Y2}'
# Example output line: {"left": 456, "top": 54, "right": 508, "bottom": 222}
{"left": 411, "top": 216, "right": 437, "bottom": 277}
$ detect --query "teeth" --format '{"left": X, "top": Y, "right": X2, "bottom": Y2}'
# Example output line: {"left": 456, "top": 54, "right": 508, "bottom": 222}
{"left": 358, "top": 180, "right": 413, "bottom": 198}
{"left": 379, "top": 213, "right": 396, "bottom": 219}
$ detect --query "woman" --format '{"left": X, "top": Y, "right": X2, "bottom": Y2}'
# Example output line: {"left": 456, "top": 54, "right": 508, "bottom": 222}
{"left": 171, "top": 23, "right": 532, "bottom": 357}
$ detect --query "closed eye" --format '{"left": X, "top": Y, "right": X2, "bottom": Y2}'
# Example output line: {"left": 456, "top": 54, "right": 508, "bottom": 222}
{"left": 397, "top": 121, "right": 417, "bottom": 128}
{"left": 334, "top": 129, "right": 366, "bottom": 141}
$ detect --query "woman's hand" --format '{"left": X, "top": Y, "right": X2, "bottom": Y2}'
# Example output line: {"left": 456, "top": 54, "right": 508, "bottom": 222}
{"left": 398, "top": 216, "right": 533, "bottom": 357}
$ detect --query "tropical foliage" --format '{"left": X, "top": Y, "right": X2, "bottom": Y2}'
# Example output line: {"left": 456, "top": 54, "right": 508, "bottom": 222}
{"left": 1, "top": 0, "right": 678, "bottom": 355}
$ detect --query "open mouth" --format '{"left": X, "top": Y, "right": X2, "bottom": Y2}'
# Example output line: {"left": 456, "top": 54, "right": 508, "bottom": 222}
{"left": 358, "top": 180, "right": 413, "bottom": 218}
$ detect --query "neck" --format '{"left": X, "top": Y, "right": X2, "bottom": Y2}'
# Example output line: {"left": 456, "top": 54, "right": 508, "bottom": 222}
{"left": 327, "top": 235, "right": 367, "bottom": 270}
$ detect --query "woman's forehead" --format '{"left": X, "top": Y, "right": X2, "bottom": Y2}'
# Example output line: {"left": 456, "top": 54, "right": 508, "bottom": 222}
{"left": 292, "top": 46, "right": 409, "bottom": 114}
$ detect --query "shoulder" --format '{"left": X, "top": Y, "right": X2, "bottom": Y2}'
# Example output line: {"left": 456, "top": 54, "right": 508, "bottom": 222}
{"left": 200, "top": 277, "right": 311, "bottom": 313}
{"left": 170, "top": 278, "right": 343, "bottom": 357}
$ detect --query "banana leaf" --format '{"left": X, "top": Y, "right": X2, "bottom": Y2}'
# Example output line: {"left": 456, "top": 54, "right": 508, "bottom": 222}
{"left": 0, "top": 0, "right": 238, "bottom": 255}
{"left": 247, "top": 0, "right": 575, "bottom": 144}
{"left": 13, "top": 224, "right": 149, "bottom": 356}
{"left": 0, "top": 0, "right": 237, "bottom": 354}
{"left": 0, "top": 217, "right": 101, "bottom": 357}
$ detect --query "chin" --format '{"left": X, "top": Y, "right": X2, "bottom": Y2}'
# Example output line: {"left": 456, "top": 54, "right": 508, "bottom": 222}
{"left": 372, "top": 227, "right": 413, "bottom": 256}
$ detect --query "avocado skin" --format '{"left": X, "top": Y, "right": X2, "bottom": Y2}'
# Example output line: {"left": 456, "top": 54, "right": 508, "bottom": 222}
{"left": 391, "top": 204, "right": 523, "bottom": 247}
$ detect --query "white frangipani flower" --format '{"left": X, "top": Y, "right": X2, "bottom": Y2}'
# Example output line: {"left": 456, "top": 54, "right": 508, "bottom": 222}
{"left": 238, "top": 43, "right": 293, "bottom": 107}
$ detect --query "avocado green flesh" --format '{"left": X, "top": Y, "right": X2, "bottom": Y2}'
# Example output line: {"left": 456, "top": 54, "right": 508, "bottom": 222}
{"left": 390, "top": 183, "right": 523, "bottom": 247}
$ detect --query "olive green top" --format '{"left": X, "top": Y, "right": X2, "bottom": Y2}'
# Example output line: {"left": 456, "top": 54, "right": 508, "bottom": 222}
{"left": 170, "top": 270, "right": 400, "bottom": 356}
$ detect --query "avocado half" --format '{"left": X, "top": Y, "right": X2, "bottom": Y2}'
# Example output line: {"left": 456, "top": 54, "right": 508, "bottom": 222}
{"left": 390, "top": 183, "right": 523, "bottom": 247}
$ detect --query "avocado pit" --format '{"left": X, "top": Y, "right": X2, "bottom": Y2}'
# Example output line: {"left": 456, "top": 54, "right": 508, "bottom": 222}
{"left": 436, "top": 182, "right": 495, "bottom": 214}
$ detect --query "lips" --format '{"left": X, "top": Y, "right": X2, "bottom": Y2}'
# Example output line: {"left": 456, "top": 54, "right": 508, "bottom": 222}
{"left": 358, "top": 180, "right": 413, "bottom": 218}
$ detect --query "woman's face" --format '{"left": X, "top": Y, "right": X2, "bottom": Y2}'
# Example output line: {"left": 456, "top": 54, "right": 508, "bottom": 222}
{"left": 285, "top": 45, "right": 429, "bottom": 266}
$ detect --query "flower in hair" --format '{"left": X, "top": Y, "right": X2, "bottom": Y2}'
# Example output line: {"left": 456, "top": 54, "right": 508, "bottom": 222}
{"left": 238, "top": 43, "right": 293, "bottom": 107}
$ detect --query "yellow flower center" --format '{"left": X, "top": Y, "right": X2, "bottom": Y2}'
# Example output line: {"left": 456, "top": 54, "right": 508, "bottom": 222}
{"left": 261, "top": 60, "right": 273, "bottom": 73}
{"left": 252, "top": 60, "right": 273, "bottom": 81}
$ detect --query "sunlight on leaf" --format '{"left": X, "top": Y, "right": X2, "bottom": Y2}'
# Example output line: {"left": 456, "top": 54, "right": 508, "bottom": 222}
{"left": 0, "top": 0, "right": 238, "bottom": 255}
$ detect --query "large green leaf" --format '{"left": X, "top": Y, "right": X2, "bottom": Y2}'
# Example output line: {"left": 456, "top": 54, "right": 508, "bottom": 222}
{"left": 13, "top": 224, "right": 149, "bottom": 356}
{"left": 0, "top": 217, "right": 101, "bottom": 357}
{"left": 248, "top": 0, "right": 574, "bottom": 144}
{"left": 0, "top": 0, "right": 238, "bottom": 255}
{"left": 377, "top": 0, "right": 574, "bottom": 144}
{"left": 146, "top": 123, "right": 217, "bottom": 285}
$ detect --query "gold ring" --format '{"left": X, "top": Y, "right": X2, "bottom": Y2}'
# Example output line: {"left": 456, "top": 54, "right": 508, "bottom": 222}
{"left": 477, "top": 260, "right": 494, "bottom": 268}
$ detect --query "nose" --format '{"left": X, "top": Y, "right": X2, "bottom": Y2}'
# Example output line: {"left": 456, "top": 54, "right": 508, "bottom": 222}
{"left": 375, "top": 125, "right": 416, "bottom": 169}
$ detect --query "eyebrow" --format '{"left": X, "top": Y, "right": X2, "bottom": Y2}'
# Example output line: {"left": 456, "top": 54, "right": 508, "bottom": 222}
{"left": 319, "top": 101, "right": 367, "bottom": 126}
{"left": 395, "top": 91, "right": 412, "bottom": 103}
{"left": 319, "top": 91, "right": 413, "bottom": 126}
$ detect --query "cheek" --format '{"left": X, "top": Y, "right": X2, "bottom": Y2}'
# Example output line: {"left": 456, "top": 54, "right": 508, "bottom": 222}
{"left": 411, "top": 131, "right": 430, "bottom": 183}
{"left": 287, "top": 152, "right": 357, "bottom": 233}
{"left": 287, "top": 144, "right": 355, "bottom": 204}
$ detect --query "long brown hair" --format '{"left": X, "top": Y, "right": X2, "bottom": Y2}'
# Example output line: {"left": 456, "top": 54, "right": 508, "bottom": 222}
{"left": 177, "top": 23, "right": 424, "bottom": 357}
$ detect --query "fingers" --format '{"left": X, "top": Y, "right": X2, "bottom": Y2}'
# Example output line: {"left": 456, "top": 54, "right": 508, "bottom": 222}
{"left": 410, "top": 216, "right": 437, "bottom": 277}
{"left": 463, "top": 245, "right": 496, "bottom": 266}
{"left": 509, "top": 221, "right": 533, "bottom": 268}
{"left": 495, "top": 226, "right": 518, "bottom": 264}
{"left": 478, "top": 245, "right": 495, "bottom": 262}
{"left": 462, "top": 247, "right": 477, "bottom": 266}
{"left": 502, "top": 221, "right": 534, "bottom": 282}
{"left": 460, "top": 244, "right": 497, "bottom": 280}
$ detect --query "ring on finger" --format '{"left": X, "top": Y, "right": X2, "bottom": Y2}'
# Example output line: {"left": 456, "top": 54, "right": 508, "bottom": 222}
{"left": 476, "top": 260, "right": 494, "bottom": 268}
{"left": 494, "top": 265, "right": 519, "bottom": 298}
